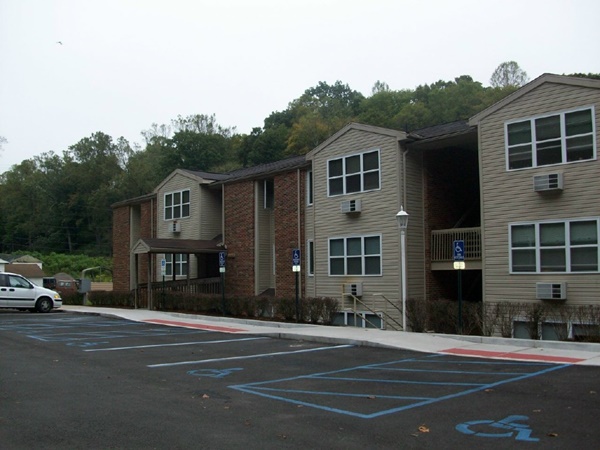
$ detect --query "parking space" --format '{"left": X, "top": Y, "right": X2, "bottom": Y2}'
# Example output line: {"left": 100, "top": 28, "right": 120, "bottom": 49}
{"left": 230, "top": 356, "right": 568, "bottom": 419}
{"left": 2, "top": 310, "right": 599, "bottom": 449}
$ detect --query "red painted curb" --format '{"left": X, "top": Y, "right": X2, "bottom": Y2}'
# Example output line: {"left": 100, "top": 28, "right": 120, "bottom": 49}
{"left": 144, "top": 319, "right": 247, "bottom": 333}
{"left": 441, "top": 347, "right": 584, "bottom": 364}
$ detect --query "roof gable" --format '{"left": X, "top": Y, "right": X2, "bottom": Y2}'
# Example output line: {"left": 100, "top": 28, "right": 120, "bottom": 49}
{"left": 154, "top": 169, "right": 224, "bottom": 193}
{"left": 469, "top": 74, "right": 600, "bottom": 125}
{"left": 306, "top": 122, "right": 406, "bottom": 159}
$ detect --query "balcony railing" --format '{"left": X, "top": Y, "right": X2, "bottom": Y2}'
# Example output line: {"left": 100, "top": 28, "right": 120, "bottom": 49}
{"left": 431, "top": 227, "right": 481, "bottom": 262}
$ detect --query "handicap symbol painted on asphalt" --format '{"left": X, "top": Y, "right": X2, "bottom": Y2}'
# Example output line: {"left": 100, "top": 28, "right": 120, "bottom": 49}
{"left": 456, "top": 415, "right": 539, "bottom": 442}
{"left": 188, "top": 368, "right": 243, "bottom": 379}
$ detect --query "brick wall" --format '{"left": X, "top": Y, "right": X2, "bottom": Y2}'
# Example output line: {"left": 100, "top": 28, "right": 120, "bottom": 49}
{"left": 224, "top": 182, "right": 255, "bottom": 297}
{"left": 112, "top": 198, "right": 156, "bottom": 293}
{"left": 112, "top": 206, "right": 131, "bottom": 292}
{"left": 223, "top": 170, "right": 306, "bottom": 299}
{"left": 274, "top": 169, "right": 305, "bottom": 298}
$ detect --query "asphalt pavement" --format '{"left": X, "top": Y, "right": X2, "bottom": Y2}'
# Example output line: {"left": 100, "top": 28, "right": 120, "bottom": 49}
{"left": 61, "top": 305, "right": 600, "bottom": 366}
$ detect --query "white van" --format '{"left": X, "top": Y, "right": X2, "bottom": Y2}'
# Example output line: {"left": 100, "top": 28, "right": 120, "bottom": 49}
{"left": 0, "top": 272, "right": 62, "bottom": 313}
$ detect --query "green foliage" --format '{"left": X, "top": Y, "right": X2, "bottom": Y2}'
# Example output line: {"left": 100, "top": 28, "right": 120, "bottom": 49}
{"left": 0, "top": 67, "right": 524, "bottom": 255}
{"left": 18, "top": 251, "right": 113, "bottom": 280}
{"left": 489, "top": 61, "right": 529, "bottom": 88}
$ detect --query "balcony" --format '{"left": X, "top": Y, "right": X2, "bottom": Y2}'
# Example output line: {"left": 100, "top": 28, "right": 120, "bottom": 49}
{"left": 431, "top": 227, "right": 481, "bottom": 270}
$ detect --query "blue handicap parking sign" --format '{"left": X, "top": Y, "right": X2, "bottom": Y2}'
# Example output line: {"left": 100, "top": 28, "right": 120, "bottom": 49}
{"left": 219, "top": 251, "right": 227, "bottom": 267}
{"left": 292, "top": 248, "right": 301, "bottom": 266}
{"left": 454, "top": 240, "right": 465, "bottom": 261}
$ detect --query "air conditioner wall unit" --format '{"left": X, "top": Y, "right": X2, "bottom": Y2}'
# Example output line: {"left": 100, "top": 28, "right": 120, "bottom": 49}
{"left": 536, "top": 282, "right": 567, "bottom": 300}
{"left": 533, "top": 173, "right": 563, "bottom": 192}
{"left": 341, "top": 199, "right": 362, "bottom": 214}
{"left": 170, "top": 221, "right": 181, "bottom": 233}
{"left": 344, "top": 282, "right": 363, "bottom": 297}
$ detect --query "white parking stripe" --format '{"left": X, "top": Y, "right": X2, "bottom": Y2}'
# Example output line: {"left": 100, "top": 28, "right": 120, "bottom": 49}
{"left": 85, "top": 337, "right": 268, "bottom": 352}
{"left": 148, "top": 344, "right": 354, "bottom": 368}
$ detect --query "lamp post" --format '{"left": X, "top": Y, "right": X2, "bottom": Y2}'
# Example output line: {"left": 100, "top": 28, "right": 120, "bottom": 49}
{"left": 396, "top": 206, "right": 409, "bottom": 331}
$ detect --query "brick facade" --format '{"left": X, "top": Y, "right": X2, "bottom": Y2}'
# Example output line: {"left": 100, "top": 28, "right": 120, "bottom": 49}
{"left": 273, "top": 169, "right": 305, "bottom": 298}
{"left": 223, "top": 181, "right": 256, "bottom": 297}
{"left": 112, "top": 197, "right": 156, "bottom": 293}
{"left": 112, "top": 206, "right": 131, "bottom": 292}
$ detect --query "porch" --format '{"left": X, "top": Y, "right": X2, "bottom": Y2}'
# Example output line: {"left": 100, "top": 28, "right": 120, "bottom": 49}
{"left": 431, "top": 227, "right": 482, "bottom": 270}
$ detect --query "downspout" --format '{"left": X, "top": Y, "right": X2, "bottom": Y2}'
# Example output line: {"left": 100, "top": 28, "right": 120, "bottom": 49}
{"left": 297, "top": 168, "right": 302, "bottom": 298}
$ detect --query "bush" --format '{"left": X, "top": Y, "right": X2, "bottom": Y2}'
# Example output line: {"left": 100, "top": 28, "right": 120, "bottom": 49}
{"left": 87, "top": 290, "right": 133, "bottom": 308}
{"left": 320, "top": 297, "right": 340, "bottom": 325}
{"left": 406, "top": 298, "right": 427, "bottom": 332}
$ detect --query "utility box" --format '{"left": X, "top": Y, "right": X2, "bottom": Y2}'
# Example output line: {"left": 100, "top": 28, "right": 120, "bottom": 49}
{"left": 78, "top": 278, "right": 92, "bottom": 294}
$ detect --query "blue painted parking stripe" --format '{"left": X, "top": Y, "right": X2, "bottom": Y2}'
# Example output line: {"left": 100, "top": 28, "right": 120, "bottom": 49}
{"left": 251, "top": 387, "right": 432, "bottom": 401}
{"left": 229, "top": 356, "right": 570, "bottom": 419}
{"left": 85, "top": 337, "right": 268, "bottom": 352}
{"left": 148, "top": 344, "right": 354, "bottom": 368}
{"left": 311, "top": 375, "right": 484, "bottom": 387}
{"left": 368, "top": 367, "right": 525, "bottom": 376}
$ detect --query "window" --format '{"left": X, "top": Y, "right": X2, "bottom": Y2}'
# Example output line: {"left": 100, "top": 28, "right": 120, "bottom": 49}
{"left": 307, "top": 239, "right": 315, "bottom": 276}
{"left": 327, "top": 149, "right": 380, "bottom": 196}
{"left": 306, "top": 170, "right": 313, "bottom": 205}
{"left": 329, "top": 235, "right": 381, "bottom": 276}
{"left": 510, "top": 219, "right": 599, "bottom": 273}
{"left": 164, "top": 190, "right": 190, "bottom": 220}
{"left": 506, "top": 107, "right": 595, "bottom": 170}
{"left": 264, "top": 179, "right": 274, "bottom": 209}
{"left": 165, "top": 254, "right": 188, "bottom": 277}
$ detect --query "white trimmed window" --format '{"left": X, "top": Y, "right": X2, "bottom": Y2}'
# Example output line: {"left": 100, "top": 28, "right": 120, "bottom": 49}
{"left": 165, "top": 254, "right": 188, "bottom": 277}
{"left": 510, "top": 219, "right": 599, "bottom": 273}
{"left": 329, "top": 235, "right": 381, "bottom": 276}
{"left": 264, "top": 179, "right": 274, "bottom": 209}
{"left": 328, "top": 149, "right": 380, "bottom": 196}
{"left": 506, "top": 106, "right": 595, "bottom": 170}
{"left": 164, "top": 190, "right": 190, "bottom": 220}
{"left": 306, "top": 170, "right": 313, "bottom": 205}
{"left": 307, "top": 239, "right": 315, "bottom": 276}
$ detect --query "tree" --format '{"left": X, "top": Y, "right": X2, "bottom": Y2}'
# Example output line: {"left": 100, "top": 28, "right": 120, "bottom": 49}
{"left": 490, "top": 61, "right": 529, "bottom": 88}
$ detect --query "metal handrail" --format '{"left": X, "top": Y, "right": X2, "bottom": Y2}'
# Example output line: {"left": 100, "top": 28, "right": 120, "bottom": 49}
{"left": 343, "top": 293, "right": 404, "bottom": 331}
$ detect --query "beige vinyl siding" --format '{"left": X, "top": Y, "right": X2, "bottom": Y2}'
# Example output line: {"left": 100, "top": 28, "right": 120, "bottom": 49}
{"left": 404, "top": 150, "right": 426, "bottom": 302}
{"left": 199, "top": 187, "right": 222, "bottom": 240}
{"left": 479, "top": 82, "right": 600, "bottom": 305}
{"left": 308, "top": 127, "right": 418, "bottom": 321}
{"left": 305, "top": 188, "right": 316, "bottom": 297}
{"left": 255, "top": 181, "right": 274, "bottom": 294}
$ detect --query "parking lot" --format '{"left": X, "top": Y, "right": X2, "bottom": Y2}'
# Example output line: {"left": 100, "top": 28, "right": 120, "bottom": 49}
{"left": 1, "top": 310, "right": 598, "bottom": 449}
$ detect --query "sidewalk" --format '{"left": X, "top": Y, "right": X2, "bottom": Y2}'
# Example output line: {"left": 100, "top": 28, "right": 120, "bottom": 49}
{"left": 61, "top": 305, "right": 600, "bottom": 366}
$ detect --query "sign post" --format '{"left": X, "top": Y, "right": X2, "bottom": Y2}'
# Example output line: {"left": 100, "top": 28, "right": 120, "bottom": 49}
{"left": 292, "top": 249, "right": 301, "bottom": 323}
{"left": 219, "top": 251, "right": 227, "bottom": 315}
{"left": 160, "top": 258, "right": 166, "bottom": 310}
{"left": 453, "top": 240, "right": 465, "bottom": 333}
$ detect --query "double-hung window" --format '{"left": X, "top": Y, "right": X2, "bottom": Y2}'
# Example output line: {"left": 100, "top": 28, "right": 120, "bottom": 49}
{"left": 329, "top": 235, "right": 381, "bottom": 276}
{"left": 164, "top": 190, "right": 190, "bottom": 220}
{"left": 328, "top": 149, "right": 380, "bottom": 196}
{"left": 506, "top": 107, "right": 595, "bottom": 170}
{"left": 165, "top": 254, "right": 188, "bottom": 277}
{"left": 510, "top": 219, "right": 599, "bottom": 273}
{"left": 307, "top": 239, "right": 315, "bottom": 276}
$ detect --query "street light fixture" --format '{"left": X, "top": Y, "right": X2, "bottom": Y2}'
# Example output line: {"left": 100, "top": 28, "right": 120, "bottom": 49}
{"left": 396, "top": 206, "right": 409, "bottom": 331}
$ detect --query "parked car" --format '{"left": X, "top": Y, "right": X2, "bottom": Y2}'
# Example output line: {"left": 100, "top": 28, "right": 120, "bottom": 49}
{"left": 0, "top": 272, "right": 62, "bottom": 313}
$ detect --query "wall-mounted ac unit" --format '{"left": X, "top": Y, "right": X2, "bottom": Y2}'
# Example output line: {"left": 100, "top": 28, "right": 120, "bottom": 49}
{"left": 341, "top": 199, "right": 362, "bottom": 214}
{"left": 533, "top": 173, "right": 563, "bottom": 192}
{"left": 536, "top": 282, "right": 567, "bottom": 300}
{"left": 344, "top": 283, "right": 363, "bottom": 297}
{"left": 170, "top": 221, "right": 181, "bottom": 233}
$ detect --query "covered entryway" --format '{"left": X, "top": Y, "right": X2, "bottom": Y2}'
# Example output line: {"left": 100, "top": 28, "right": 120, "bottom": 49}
{"left": 131, "top": 237, "right": 224, "bottom": 309}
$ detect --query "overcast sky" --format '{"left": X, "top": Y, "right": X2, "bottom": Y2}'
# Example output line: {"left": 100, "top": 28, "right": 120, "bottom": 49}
{"left": 1, "top": 0, "right": 598, "bottom": 173}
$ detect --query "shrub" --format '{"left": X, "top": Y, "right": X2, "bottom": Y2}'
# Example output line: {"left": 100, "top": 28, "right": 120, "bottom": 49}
{"left": 320, "top": 297, "right": 340, "bottom": 325}
{"left": 406, "top": 298, "right": 427, "bottom": 332}
{"left": 304, "top": 297, "right": 325, "bottom": 324}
